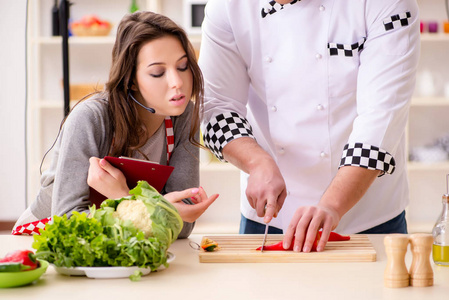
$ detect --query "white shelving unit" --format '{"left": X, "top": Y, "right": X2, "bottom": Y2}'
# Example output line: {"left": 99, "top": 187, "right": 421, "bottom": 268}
{"left": 26, "top": 0, "right": 163, "bottom": 204}
{"left": 26, "top": 0, "right": 240, "bottom": 233}
{"left": 406, "top": 0, "right": 449, "bottom": 233}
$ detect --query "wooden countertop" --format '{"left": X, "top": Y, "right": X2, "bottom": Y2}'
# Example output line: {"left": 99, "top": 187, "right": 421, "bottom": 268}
{"left": 1, "top": 234, "right": 448, "bottom": 300}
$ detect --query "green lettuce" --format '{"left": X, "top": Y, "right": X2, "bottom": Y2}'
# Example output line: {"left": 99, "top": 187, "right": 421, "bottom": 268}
{"left": 32, "top": 181, "right": 183, "bottom": 275}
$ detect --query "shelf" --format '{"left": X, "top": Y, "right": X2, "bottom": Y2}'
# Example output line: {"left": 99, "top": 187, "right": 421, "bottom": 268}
{"left": 33, "top": 34, "right": 202, "bottom": 47}
{"left": 33, "top": 36, "right": 116, "bottom": 45}
{"left": 411, "top": 97, "right": 449, "bottom": 106}
{"left": 420, "top": 33, "right": 449, "bottom": 42}
{"left": 31, "top": 100, "right": 79, "bottom": 110}
{"left": 407, "top": 161, "right": 449, "bottom": 171}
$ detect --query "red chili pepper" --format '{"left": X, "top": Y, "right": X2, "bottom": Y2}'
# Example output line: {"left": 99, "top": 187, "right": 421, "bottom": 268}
{"left": 0, "top": 250, "right": 38, "bottom": 271}
{"left": 257, "top": 231, "right": 350, "bottom": 251}
{"left": 328, "top": 231, "right": 350, "bottom": 241}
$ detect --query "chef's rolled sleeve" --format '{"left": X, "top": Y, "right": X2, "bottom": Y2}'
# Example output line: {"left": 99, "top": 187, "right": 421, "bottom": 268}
{"left": 202, "top": 112, "right": 255, "bottom": 161}
{"left": 339, "top": 143, "right": 396, "bottom": 176}
{"left": 348, "top": 2, "right": 420, "bottom": 162}
{"left": 199, "top": 0, "right": 255, "bottom": 161}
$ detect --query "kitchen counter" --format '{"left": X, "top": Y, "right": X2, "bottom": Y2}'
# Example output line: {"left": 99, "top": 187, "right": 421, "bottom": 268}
{"left": 0, "top": 234, "right": 448, "bottom": 300}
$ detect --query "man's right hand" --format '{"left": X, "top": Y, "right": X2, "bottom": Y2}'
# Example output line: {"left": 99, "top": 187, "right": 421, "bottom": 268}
{"left": 222, "top": 137, "right": 287, "bottom": 223}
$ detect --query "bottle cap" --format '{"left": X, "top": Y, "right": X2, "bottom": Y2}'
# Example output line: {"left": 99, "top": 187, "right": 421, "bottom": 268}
{"left": 443, "top": 194, "right": 449, "bottom": 203}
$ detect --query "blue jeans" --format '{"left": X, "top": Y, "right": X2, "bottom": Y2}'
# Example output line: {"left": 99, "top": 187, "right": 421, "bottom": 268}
{"left": 239, "top": 215, "right": 283, "bottom": 234}
{"left": 358, "top": 211, "right": 408, "bottom": 234}
{"left": 239, "top": 210, "right": 408, "bottom": 234}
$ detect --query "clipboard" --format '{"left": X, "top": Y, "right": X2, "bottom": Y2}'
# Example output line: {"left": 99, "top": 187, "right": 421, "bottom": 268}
{"left": 89, "top": 156, "right": 174, "bottom": 207}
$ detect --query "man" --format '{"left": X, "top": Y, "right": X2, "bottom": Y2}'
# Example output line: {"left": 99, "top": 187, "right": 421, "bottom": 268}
{"left": 199, "top": 0, "right": 420, "bottom": 252}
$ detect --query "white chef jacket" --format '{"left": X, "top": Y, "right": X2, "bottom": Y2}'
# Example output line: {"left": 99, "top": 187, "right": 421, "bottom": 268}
{"left": 199, "top": 0, "right": 420, "bottom": 233}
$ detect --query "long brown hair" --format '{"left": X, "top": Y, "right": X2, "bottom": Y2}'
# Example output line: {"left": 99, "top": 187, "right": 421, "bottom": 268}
{"left": 106, "top": 11, "right": 204, "bottom": 157}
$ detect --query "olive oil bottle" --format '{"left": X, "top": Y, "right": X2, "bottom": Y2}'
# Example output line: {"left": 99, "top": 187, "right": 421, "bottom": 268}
{"left": 432, "top": 175, "right": 449, "bottom": 266}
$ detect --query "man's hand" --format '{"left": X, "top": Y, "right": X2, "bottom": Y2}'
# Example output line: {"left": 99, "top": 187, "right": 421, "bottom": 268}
{"left": 283, "top": 205, "right": 340, "bottom": 252}
{"left": 282, "top": 166, "right": 380, "bottom": 252}
{"left": 222, "top": 137, "right": 286, "bottom": 223}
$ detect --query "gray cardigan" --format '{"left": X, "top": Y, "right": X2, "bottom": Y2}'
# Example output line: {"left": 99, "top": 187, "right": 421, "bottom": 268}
{"left": 29, "top": 96, "right": 199, "bottom": 238}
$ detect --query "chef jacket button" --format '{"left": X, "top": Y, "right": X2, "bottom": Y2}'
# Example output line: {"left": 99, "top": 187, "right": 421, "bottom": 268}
{"left": 278, "top": 148, "right": 285, "bottom": 155}
{"left": 264, "top": 56, "right": 273, "bottom": 63}
{"left": 317, "top": 104, "right": 324, "bottom": 111}
{"left": 315, "top": 53, "right": 322, "bottom": 59}
{"left": 319, "top": 5, "right": 325, "bottom": 11}
{"left": 271, "top": 106, "right": 277, "bottom": 112}
{"left": 320, "top": 151, "right": 326, "bottom": 158}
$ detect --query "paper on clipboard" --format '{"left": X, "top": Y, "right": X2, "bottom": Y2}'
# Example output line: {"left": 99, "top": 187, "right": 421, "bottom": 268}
{"left": 89, "top": 156, "right": 174, "bottom": 207}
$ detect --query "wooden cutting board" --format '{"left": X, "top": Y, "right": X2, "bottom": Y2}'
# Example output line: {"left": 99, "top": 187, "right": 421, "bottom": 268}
{"left": 198, "top": 234, "right": 376, "bottom": 263}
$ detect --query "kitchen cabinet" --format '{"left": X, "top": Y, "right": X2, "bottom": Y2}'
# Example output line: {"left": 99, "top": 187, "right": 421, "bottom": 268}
{"left": 406, "top": 0, "right": 449, "bottom": 233}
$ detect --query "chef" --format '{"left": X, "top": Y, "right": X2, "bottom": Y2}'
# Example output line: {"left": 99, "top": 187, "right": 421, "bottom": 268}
{"left": 199, "top": 0, "right": 420, "bottom": 252}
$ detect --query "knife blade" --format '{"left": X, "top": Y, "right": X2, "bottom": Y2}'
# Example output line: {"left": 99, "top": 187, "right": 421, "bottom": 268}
{"left": 261, "top": 222, "right": 269, "bottom": 252}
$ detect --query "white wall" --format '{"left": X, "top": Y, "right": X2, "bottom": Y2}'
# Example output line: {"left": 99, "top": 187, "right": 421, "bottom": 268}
{"left": 0, "top": 0, "right": 28, "bottom": 220}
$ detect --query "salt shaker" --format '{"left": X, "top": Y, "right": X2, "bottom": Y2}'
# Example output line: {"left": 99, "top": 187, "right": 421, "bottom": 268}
{"left": 384, "top": 234, "right": 410, "bottom": 288}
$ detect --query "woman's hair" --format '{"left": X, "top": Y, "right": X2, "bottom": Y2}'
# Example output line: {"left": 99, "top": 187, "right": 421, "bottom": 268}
{"left": 106, "top": 11, "right": 204, "bottom": 157}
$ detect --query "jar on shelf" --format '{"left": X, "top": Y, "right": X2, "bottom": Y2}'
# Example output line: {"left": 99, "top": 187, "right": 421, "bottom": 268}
{"left": 432, "top": 174, "right": 449, "bottom": 266}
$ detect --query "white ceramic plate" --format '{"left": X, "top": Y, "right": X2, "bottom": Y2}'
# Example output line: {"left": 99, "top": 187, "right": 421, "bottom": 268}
{"left": 52, "top": 252, "right": 175, "bottom": 279}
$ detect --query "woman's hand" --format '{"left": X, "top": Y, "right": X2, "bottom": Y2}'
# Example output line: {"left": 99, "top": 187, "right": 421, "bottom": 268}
{"left": 87, "top": 157, "right": 130, "bottom": 199}
{"left": 164, "top": 187, "right": 219, "bottom": 223}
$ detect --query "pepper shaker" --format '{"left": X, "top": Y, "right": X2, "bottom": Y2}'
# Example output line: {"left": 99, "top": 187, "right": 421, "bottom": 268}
{"left": 410, "top": 233, "right": 433, "bottom": 287}
{"left": 384, "top": 234, "right": 410, "bottom": 288}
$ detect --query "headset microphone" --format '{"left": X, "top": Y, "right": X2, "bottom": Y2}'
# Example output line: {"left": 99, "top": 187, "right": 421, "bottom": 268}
{"left": 128, "top": 92, "right": 156, "bottom": 113}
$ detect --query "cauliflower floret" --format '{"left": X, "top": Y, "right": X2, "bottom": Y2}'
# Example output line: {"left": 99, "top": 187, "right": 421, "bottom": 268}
{"left": 113, "top": 200, "right": 153, "bottom": 237}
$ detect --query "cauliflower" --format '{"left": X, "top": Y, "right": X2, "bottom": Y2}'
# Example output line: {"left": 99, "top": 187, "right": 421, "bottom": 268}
{"left": 113, "top": 199, "right": 153, "bottom": 238}
{"left": 97, "top": 181, "right": 183, "bottom": 247}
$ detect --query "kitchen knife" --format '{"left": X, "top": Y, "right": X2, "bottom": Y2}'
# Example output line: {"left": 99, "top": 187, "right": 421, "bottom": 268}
{"left": 261, "top": 204, "right": 270, "bottom": 252}
{"left": 260, "top": 222, "right": 269, "bottom": 252}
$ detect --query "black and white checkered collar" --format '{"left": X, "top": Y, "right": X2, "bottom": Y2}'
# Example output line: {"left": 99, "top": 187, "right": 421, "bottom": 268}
{"left": 261, "top": 0, "right": 301, "bottom": 18}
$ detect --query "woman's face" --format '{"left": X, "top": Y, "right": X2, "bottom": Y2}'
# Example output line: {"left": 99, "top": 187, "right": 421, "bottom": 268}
{"left": 134, "top": 35, "right": 193, "bottom": 116}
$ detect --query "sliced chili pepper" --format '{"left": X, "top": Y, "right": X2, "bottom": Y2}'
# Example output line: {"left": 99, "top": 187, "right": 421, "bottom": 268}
{"left": 201, "top": 238, "right": 219, "bottom": 252}
{"left": 328, "top": 231, "right": 350, "bottom": 241}
{"left": 256, "top": 231, "right": 350, "bottom": 251}
{"left": 0, "top": 250, "right": 38, "bottom": 271}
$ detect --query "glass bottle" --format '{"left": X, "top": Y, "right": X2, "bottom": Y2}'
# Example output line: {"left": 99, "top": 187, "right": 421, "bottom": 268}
{"left": 129, "top": 0, "right": 139, "bottom": 13}
{"left": 432, "top": 174, "right": 449, "bottom": 266}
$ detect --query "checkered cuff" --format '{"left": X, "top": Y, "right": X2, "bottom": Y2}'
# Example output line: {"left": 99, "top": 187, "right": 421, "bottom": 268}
{"left": 339, "top": 143, "right": 395, "bottom": 176}
{"left": 203, "top": 112, "right": 255, "bottom": 162}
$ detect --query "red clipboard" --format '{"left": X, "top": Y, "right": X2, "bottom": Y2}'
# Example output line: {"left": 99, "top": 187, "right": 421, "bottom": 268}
{"left": 89, "top": 156, "right": 174, "bottom": 207}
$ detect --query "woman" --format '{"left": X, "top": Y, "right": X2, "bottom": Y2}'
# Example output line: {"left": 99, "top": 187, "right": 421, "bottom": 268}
{"left": 14, "top": 11, "right": 218, "bottom": 238}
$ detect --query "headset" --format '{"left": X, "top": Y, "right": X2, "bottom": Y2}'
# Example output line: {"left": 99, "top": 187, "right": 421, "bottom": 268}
{"left": 128, "top": 91, "right": 156, "bottom": 113}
